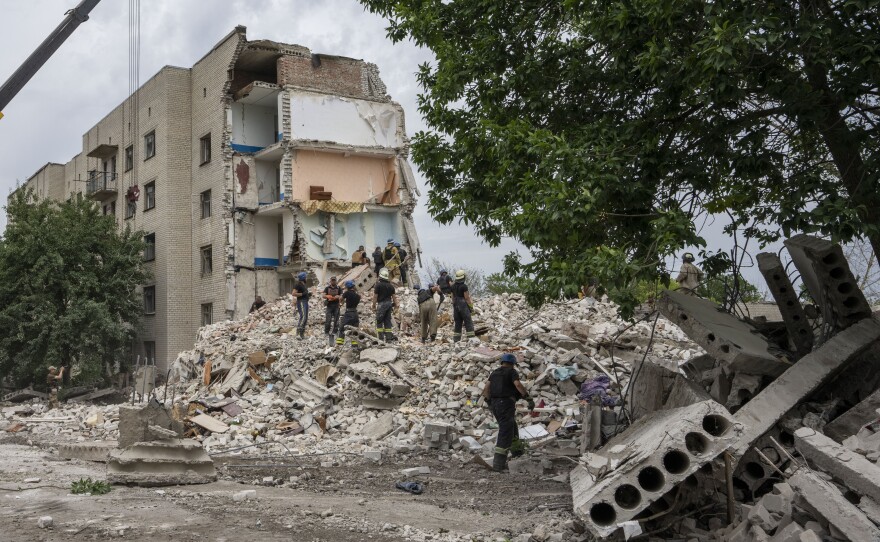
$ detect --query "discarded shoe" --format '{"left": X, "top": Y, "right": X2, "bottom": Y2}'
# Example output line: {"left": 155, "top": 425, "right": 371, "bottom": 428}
{"left": 395, "top": 481, "right": 423, "bottom": 495}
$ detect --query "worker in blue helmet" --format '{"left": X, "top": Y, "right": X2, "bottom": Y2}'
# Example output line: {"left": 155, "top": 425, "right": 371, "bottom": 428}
{"left": 482, "top": 353, "right": 534, "bottom": 472}
{"left": 338, "top": 280, "right": 361, "bottom": 347}
{"left": 291, "top": 271, "right": 310, "bottom": 340}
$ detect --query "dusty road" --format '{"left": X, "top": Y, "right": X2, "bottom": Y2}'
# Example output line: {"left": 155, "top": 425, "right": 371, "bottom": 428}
{"left": 0, "top": 434, "right": 575, "bottom": 541}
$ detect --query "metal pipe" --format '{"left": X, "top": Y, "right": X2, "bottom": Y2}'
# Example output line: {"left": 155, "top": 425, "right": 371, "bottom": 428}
{"left": 724, "top": 452, "right": 735, "bottom": 525}
{"left": 0, "top": 0, "right": 103, "bottom": 113}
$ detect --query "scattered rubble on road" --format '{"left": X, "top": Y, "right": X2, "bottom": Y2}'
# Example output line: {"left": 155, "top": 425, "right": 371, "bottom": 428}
{"left": 5, "top": 234, "right": 880, "bottom": 541}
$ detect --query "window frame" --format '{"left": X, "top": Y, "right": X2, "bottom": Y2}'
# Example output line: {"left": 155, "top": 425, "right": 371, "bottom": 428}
{"left": 200, "top": 245, "right": 213, "bottom": 275}
{"left": 125, "top": 199, "right": 136, "bottom": 220}
{"left": 200, "top": 189, "right": 212, "bottom": 219}
{"left": 201, "top": 303, "right": 213, "bottom": 326}
{"left": 143, "top": 285, "right": 156, "bottom": 314}
{"left": 144, "top": 181, "right": 156, "bottom": 211}
{"left": 124, "top": 145, "right": 134, "bottom": 172}
{"left": 143, "top": 341, "right": 156, "bottom": 363}
{"left": 199, "top": 133, "right": 211, "bottom": 165}
{"left": 144, "top": 130, "right": 156, "bottom": 161}
{"left": 143, "top": 233, "right": 155, "bottom": 262}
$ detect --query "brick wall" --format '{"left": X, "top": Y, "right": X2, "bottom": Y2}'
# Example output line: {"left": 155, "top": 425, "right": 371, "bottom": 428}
{"left": 276, "top": 55, "right": 364, "bottom": 98}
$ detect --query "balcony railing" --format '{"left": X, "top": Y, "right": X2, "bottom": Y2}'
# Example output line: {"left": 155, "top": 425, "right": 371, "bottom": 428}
{"left": 86, "top": 171, "right": 118, "bottom": 199}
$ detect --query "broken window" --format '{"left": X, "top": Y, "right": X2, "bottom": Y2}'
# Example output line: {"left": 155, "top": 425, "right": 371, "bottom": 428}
{"left": 144, "top": 130, "right": 156, "bottom": 160}
{"left": 143, "top": 341, "right": 155, "bottom": 363}
{"left": 200, "top": 245, "right": 213, "bottom": 275}
{"left": 143, "top": 233, "right": 155, "bottom": 261}
{"left": 201, "top": 303, "right": 213, "bottom": 326}
{"left": 200, "top": 133, "right": 211, "bottom": 164}
{"left": 144, "top": 181, "right": 156, "bottom": 211}
{"left": 200, "top": 189, "right": 211, "bottom": 219}
{"left": 125, "top": 145, "right": 133, "bottom": 172}
{"left": 143, "top": 286, "right": 156, "bottom": 314}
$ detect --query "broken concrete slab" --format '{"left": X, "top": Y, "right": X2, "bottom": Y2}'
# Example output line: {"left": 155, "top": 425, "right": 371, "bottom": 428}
{"left": 731, "top": 317, "right": 880, "bottom": 459}
{"left": 784, "top": 235, "right": 872, "bottom": 331}
{"left": 359, "top": 397, "right": 402, "bottom": 410}
{"left": 67, "top": 387, "right": 117, "bottom": 403}
{"left": 627, "top": 356, "right": 678, "bottom": 421}
{"left": 360, "top": 412, "right": 394, "bottom": 440}
{"left": 107, "top": 439, "right": 217, "bottom": 487}
{"left": 824, "top": 387, "right": 880, "bottom": 443}
{"left": 571, "top": 400, "right": 739, "bottom": 538}
{"left": 794, "top": 427, "right": 880, "bottom": 503}
{"left": 757, "top": 252, "right": 814, "bottom": 357}
{"left": 788, "top": 469, "right": 880, "bottom": 542}
{"left": 346, "top": 362, "right": 410, "bottom": 398}
{"left": 659, "top": 290, "right": 790, "bottom": 377}
{"left": 359, "top": 347, "right": 399, "bottom": 365}
{"left": 118, "top": 400, "right": 184, "bottom": 448}
{"left": 1, "top": 387, "right": 48, "bottom": 403}
{"left": 663, "top": 374, "right": 713, "bottom": 411}
{"left": 57, "top": 441, "right": 117, "bottom": 463}
{"left": 286, "top": 375, "right": 333, "bottom": 404}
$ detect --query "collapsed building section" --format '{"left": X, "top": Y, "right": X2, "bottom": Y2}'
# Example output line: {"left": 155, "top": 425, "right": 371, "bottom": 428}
{"left": 225, "top": 36, "right": 420, "bottom": 317}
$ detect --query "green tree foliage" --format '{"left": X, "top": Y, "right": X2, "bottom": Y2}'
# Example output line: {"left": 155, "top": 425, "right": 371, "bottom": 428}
{"left": 699, "top": 274, "right": 765, "bottom": 305}
{"left": 420, "top": 257, "right": 487, "bottom": 297}
{"left": 0, "top": 190, "right": 149, "bottom": 388}
{"left": 485, "top": 272, "right": 531, "bottom": 295}
{"left": 361, "top": 0, "right": 880, "bottom": 316}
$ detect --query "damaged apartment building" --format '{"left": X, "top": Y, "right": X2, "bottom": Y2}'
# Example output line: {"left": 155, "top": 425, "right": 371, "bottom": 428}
{"left": 8, "top": 26, "right": 421, "bottom": 371}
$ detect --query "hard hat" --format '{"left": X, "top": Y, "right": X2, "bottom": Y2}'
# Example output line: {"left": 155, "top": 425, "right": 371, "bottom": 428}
{"left": 297, "top": 272, "right": 307, "bottom": 280}
{"left": 500, "top": 353, "right": 517, "bottom": 365}
{"left": 683, "top": 252, "right": 695, "bottom": 262}
{"left": 330, "top": 276, "right": 337, "bottom": 282}
{"left": 428, "top": 282, "right": 436, "bottom": 288}
{"left": 455, "top": 269, "right": 466, "bottom": 280}
{"left": 394, "top": 242, "right": 401, "bottom": 247}
{"left": 387, "top": 238, "right": 394, "bottom": 243}
{"left": 345, "top": 280, "right": 355, "bottom": 289}
{"left": 48, "top": 366, "right": 57, "bottom": 372}
{"left": 379, "top": 268, "right": 390, "bottom": 280}
{"left": 413, "top": 284, "right": 421, "bottom": 291}
{"left": 439, "top": 269, "right": 447, "bottom": 274}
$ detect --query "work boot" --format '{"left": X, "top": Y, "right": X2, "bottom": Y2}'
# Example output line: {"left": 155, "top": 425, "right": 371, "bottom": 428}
{"left": 297, "top": 329, "right": 305, "bottom": 341}
{"left": 492, "top": 452, "right": 508, "bottom": 472}
{"left": 430, "top": 334, "right": 437, "bottom": 342}
{"left": 328, "top": 334, "right": 335, "bottom": 347}
{"left": 421, "top": 337, "right": 426, "bottom": 344}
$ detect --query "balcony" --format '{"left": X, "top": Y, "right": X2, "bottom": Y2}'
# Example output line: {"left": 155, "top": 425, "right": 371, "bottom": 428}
{"left": 86, "top": 171, "right": 118, "bottom": 200}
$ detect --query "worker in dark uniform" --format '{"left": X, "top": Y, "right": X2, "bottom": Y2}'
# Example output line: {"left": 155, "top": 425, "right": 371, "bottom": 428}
{"left": 323, "top": 276, "right": 342, "bottom": 346}
{"left": 339, "top": 280, "right": 361, "bottom": 347}
{"left": 437, "top": 269, "right": 453, "bottom": 313}
{"left": 47, "top": 365, "right": 65, "bottom": 410}
{"left": 482, "top": 353, "right": 534, "bottom": 472}
{"left": 249, "top": 295, "right": 266, "bottom": 313}
{"left": 292, "top": 271, "right": 310, "bottom": 340}
{"left": 372, "top": 268, "right": 398, "bottom": 341}
{"left": 396, "top": 242, "right": 409, "bottom": 284}
{"left": 451, "top": 269, "right": 475, "bottom": 342}
{"left": 372, "top": 246, "right": 384, "bottom": 275}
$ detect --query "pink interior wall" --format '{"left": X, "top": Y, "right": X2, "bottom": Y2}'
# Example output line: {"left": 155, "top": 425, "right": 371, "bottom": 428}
{"left": 291, "top": 152, "right": 397, "bottom": 203}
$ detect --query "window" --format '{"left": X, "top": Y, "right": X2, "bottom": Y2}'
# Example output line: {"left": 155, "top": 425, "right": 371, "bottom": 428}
{"left": 103, "top": 201, "right": 116, "bottom": 216}
{"left": 144, "top": 131, "right": 156, "bottom": 160}
{"left": 200, "top": 189, "right": 211, "bottom": 219}
{"left": 144, "top": 181, "right": 155, "bottom": 211}
{"left": 125, "top": 145, "right": 133, "bottom": 171}
{"left": 201, "top": 303, "right": 213, "bottom": 326}
{"left": 125, "top": 200, "right": 136, "bottom": 219}
{"left": 200, "top": 133, "right": 211, "bottom": 164}
{"left": 143, "top": 233, "right": 155, "bottom": 261}
{"left": 143, "top": 286, "right": 156, "bottom": 314}
{"left": 200, "top": 245, "right": 213, "bottom": 275}
{"left": 143, "top": 341, "right": 156, "bottom": 363}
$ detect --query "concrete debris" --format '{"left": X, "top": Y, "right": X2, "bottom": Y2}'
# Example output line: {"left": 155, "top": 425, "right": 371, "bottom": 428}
{"left": 37, "top": 516, "right": 53, "bottom": 529}
{"left": 789, "top": 469, "right": 880, "bottom": 541}
{"left": 107, "top": 438, "right": 218, "bottom": 487}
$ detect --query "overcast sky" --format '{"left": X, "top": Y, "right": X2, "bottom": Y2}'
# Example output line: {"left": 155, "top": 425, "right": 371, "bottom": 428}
{"left": 0, "top": 0, "right": 785, "bottom": 289}
{"left": 0, "top": 0, "right": 525, "bottom": 276}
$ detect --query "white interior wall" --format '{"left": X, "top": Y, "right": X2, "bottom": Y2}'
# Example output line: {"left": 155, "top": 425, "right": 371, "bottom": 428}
{"left": 254, "top": 217, "right": 280, "bottom": 264}
{"left": 289, "top": 92, "right": 402, "bottom": 148}
{"left": 256, "top": 160, "right": 279, "bottom": 204}
{"left": 231, "top": 103, "right": 277, "bottom": 151}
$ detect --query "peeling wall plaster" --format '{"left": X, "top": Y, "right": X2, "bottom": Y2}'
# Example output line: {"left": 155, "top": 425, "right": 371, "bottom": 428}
{"left": 289, "top": 92, "right": 403, "bottom": 148}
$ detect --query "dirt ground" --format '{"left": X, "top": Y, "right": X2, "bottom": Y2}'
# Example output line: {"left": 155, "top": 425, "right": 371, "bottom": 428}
{"left": 0, "top": 433, "right": 576, "bottom": 541}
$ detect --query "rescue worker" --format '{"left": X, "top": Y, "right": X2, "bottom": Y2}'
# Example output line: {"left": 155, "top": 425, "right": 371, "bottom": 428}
{"left": 482, "top": 353, "right": 534, "bottom": 472}
{"left": 438, "top": 269, "right": 453, "bottom": 295}
{"left": 292, "top": 271, "right": 310, "bottom": 340}
{"left": 339, "top": 280, "right": 361, "bottom": 347}
{"left": 676, "top": 252, "right": 704, "bottom": 296}
{"left": 323, "top": 276, "right": 342, "bottom": 346}
{"left": 396, "top": 242, "right": 409, "bottom": 284}
{"left": 384, "top": 240, "right": 402, "bottom": 282}
{"left": 417, "top": 283, "right": 443, "bottom": 343}
{"left": 372, "top": 268, "right": 398, "bottom": 341}
{"left": 47, "top": 365, "right": 65, "bottom": 410}
{"left": 351, "top": 245, "right": 369, "bottom": 268}
{"left": 249, "top": 295, "right": 266, "bottom": 313}
{"left": 372, "top": 246, "right": 384, "bottom": 275}
{"left": 451, "top": 269, "right": 476, "bottom": 342}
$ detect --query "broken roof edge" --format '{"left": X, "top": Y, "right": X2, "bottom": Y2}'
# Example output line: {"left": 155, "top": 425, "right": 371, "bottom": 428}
{"left": 193, "top": 25, "right": 248, "bottom": 68}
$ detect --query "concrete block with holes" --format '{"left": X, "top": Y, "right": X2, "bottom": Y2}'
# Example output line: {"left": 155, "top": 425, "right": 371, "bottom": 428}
{"left": 658, "top": 290, "right": 791, "bottom": 377}
{"left": 570, "top": 400, "right": 739, "bottom": 538}
{"left": 757, "top": 252, "right": 814, "bottom": 357}
{"left": 784, "top": 234, "right": 872, "bottom": 331}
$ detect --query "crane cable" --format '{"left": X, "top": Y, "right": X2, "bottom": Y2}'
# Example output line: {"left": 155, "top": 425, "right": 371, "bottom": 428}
{"left": 127, "top": 0, "right": 141, "bottom": 194}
